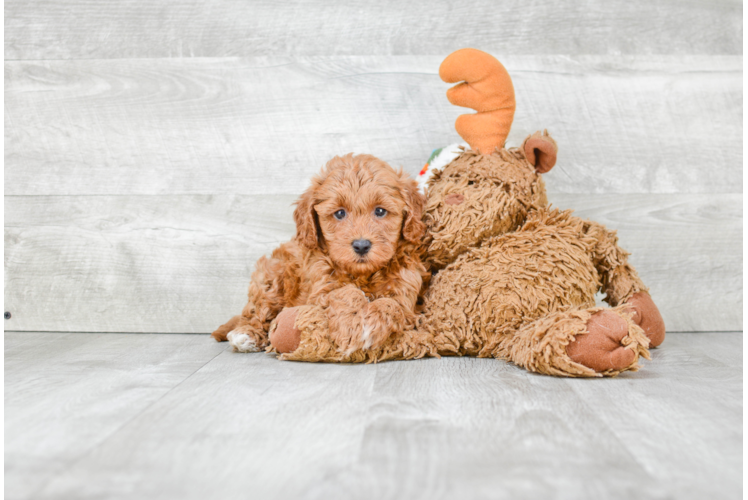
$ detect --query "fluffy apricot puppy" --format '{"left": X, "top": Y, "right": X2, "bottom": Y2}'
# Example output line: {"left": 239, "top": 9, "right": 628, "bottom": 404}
{"left": 212, "top": 154, "right": 427, "bottom": 354}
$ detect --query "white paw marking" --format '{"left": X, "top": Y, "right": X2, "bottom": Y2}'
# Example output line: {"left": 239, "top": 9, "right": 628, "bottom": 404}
{"left": 227, "top": 329, "right": 260, "bottom": 353}
{"left": 362, "top": 321, "right": 373, "bottom": 350}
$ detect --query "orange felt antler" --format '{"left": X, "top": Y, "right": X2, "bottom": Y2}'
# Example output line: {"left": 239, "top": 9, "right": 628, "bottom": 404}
{"left": 439, "top": 48, "right": 516, "bottom": 155}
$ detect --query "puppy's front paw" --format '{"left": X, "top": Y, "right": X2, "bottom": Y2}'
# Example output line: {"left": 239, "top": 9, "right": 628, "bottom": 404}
{"left": 360, "top": 320, "right": 376, "bottom": 350}
{"left": 227, "top": 327, "right": 262, "bottom": 353}
{"left": 332, "top": 309, "right": 395, "bottom": 355}
{"left": 359, "top": 298, "right": 404, "bottom": 350}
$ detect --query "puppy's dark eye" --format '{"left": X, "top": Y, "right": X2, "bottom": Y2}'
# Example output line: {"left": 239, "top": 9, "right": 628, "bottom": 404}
{"left": 334, "top": 209, "right": 346, "bottom": 220}
{"left": 467, "top": 181, "right": 475, "bottom": 186}
{"left": 374, "top": 207, "right": 387, "bottom": 218}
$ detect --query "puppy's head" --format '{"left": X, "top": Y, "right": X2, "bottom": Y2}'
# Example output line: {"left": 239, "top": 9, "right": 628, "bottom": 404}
{"left": 294, "top": 154, "right": 425, "bottom": 276}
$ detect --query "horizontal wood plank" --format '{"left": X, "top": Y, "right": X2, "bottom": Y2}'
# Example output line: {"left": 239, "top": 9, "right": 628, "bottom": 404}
{"left": 5, "top": 56, "right": 741, "bottom": 196}
{"left": 4, "top": 193, "right": 297, "bottom": 333}
{"left": 564, "top": 334, "right": 742, "bottom": 500}
{"left": 315, "top": 333, "right": 742, "bottom": 499}
{"left": 742, "top": 241, "right": 748, "bottom": 328}
{"left": 4, "top": 0, "right": 741, "bottom": 60}
{"left": 4, "top": 193, "right": 740, "bottom": 333}
{"left": 6, "top": 331, "right": 741, "bottom": 500}
{"left": 4, "top": 332, "right": 226, "bottom": 500}
{"left": 8, "top": 332, "right": 377, "bottom": 500}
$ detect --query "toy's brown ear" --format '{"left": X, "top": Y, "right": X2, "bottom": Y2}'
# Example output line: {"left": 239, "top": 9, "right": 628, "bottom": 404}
{"left": 293, "top": 185, "right": 320, "bottom": 249}
{"left": 523, "top": 131, "right": 558, "bottom": 174}
{"left": 400, "top": 174, "right": 426, "bottom": 244}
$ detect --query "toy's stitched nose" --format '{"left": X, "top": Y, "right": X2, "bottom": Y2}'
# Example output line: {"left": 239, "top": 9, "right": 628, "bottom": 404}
{"left": 352, "top": 239, "right": 372, "bottom": 256}
{"left": 445, "top": 193, "right": 464, "bottom": 205}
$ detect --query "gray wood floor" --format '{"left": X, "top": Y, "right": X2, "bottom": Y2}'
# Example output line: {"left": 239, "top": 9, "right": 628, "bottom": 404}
{"left": 5, "top": 332, "right": 742, "bottom": 500}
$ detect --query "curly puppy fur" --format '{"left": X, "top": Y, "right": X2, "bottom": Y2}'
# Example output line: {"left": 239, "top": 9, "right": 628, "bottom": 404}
{"left": 212, "top": 154, "right": 428, "bottom": 353}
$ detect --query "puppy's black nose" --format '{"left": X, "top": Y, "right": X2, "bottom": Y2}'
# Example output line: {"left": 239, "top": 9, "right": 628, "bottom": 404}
{"left": 352, "top": 239, "right": 372, "bottom": 256}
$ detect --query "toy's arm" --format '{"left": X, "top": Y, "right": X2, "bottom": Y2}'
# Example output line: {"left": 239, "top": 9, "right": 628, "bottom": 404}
{"left": 269, "top": 263, "right": 426, "bottom": 360}
{"left": 357, "top": 267, "right": 423, "bottom": 350}
{"left": 303, "top": 262, "right": 423, "bottom": 354}
{"left": 268, "top": 303, "right": 439, "bottom": 363}
{"left": 584, "top": 220, "right": 665, "bottom": 346}
{"left": 297, "top": 263, "right": 382, "bottom": 353}
{"left": 583, "top": 220, "right": 646, "bottom": 305}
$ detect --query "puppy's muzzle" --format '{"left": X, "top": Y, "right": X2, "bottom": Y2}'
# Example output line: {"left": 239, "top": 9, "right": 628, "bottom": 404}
{"left": 352, "top": 239, "right": 372, "bottom": 256}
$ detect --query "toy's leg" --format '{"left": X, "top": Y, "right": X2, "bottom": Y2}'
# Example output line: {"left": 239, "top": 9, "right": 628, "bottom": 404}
{"left": 269, "top": 305, "right": 441, "bottom": 363}
{"left": 269, "top": 306, "right": 341, "bottom": 362}
{"left": 585, "top": 221, "right": 666, "bottom": 347}
{"left": 493, "top": 306, "right": 650, "bottom": 377}
{"left": 623, "top": 292, "right": 666, "bottom": 347}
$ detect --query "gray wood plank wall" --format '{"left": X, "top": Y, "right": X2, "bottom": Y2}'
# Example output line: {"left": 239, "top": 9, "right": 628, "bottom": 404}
{"left": 5, "top": 1, "right": 741, "bottom": 59}
{"left": 4, "top": 1, "right": 743, "bottom": 334}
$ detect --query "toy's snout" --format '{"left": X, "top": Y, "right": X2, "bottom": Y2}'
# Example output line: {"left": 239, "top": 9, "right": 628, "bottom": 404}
{"left": 444, "top": 193, "right": 464, "bottom": 206}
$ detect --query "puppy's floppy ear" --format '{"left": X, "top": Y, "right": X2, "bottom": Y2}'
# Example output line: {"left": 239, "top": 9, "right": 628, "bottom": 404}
{"left": 399, "top": 174, "right": 427, "bottom": 243}
{"left": 293, "top": 184, "right": 320, "bottom": 249}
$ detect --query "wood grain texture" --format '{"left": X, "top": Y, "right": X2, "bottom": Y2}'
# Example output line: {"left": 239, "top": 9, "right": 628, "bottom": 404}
{"left": 4, "top": 332, "right": 226, "bottom": 500}
{"left": 4, "top": 194, "right": 297, "bottom": 333}
{"left": 742, "top": 238, "right": 748, "bottom": 328}
{"left": 310, "top": 334, "right": 742, "bottom": 499}
{"left": 5, "top": 56, "right": 742, "bottom": 196}
{"left": 4, "top": 193, "right": 740, "bottom": 334}
{"left": 4, "top": 331, "right": 742, "bottom": 500}
{"left": 4, "top": 0, "right": 742, "bottom": 60}
{"left": 565, "top": 334, "right": 742, "bottom": 500}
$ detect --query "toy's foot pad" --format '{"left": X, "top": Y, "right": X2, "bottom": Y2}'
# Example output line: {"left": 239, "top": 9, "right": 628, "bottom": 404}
{"left": 270, "top": 307, "right": 302, "bottom": 354}
{"left": 625, "top": 292, "right": 666, "bottom": 347}
{"left": 566, "top": 311, "right": 636, "bottom": 373}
